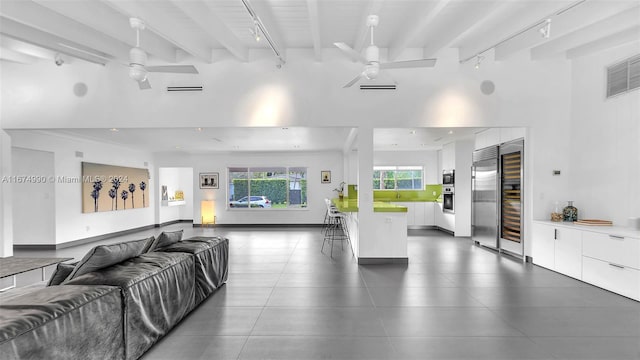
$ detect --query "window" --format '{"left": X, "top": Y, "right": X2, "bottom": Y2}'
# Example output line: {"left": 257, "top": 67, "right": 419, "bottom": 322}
{"left": 228, "top": 167, "right": 307, "bottom": 209}
{"left": 373, "top": 166, "right": 423, "bottom": 190}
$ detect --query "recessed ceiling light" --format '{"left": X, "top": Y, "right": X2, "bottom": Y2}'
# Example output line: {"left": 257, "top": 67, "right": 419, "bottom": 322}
{"left": 409, "top": 130, "right": 416, "bottom": 135}
{"left": 293, "top": 145, "right": 300, "bottom": 149}
{"left": 175, "top": 145, "right": 182, "bottom": 149}
{"left": 109, "top": 128, "right": 119, "bottom": 132}
{"left": 281, "top": 127, "right": 289, "bottom": 130}
{"left": 448, "top": 130, "right": 454, "bottom": 135}
{"left": 392, "top": 143, "right": 398, "bottom": 146}
{"left": 195, "top": 127, "right": 203, "bottom": 132}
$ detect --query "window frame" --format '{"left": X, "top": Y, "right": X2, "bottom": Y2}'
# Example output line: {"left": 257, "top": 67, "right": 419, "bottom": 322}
{"left": 373, "top": 165, "right": 424, "bottom": 191}
{"left": 227, "top": 166, "right": 308, "bottom": 210}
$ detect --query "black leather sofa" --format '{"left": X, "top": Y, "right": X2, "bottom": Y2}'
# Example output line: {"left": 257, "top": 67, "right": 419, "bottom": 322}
{"left": 0, "top": 234, "right": 229, "bottom": 360}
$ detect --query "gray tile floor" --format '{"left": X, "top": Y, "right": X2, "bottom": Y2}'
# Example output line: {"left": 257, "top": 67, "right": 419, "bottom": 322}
{"left": 13, "top": 225, "right": 640, "bottom": 359}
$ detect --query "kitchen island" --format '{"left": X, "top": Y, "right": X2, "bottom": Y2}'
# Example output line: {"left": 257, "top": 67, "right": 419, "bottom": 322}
{"left": 331, "top": 198, "right": 408, "bottom": 264}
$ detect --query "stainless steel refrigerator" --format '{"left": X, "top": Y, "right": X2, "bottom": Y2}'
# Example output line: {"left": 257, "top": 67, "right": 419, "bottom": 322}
{"left": 472, "top": 139, "right": 524, "bottom": 257}
{"left": 471, "top": 146, "right": 499, "bottom": 250}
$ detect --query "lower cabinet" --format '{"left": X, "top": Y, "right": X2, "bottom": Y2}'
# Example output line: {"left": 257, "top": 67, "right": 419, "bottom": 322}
{"left": 531, "top": 223, "right": 582, "bottom": 280}
{"left": 532, "top": 221, "right": 640, "bottom": 301}
{"left": 392, "top": 202, "right": 436, "bottom": 227}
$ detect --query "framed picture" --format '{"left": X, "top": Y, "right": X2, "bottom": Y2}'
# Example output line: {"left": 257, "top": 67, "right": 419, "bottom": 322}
{"left": 199, "top": 173, "right": 219, "bottom": 189}
{"left": 161, "top": 185, "right": 168, "bottom": 201}
{"left": 321, "top": 170, "right": 331, "bottom": 184}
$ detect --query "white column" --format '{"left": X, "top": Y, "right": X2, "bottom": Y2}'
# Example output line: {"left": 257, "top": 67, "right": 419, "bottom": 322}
{"left": 356, "top": 126, "right": 374, "bottom": 259}
{"left": 0, "top": 130, "right": 13, "bottom": 257}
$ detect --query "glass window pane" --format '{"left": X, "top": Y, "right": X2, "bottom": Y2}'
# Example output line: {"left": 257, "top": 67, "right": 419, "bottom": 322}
{"left": 288, "top": 168, "right": 307, "bottom": 208}
{"left": 249, "top": 167, "right": 285, "bottom": 208}
{"left": 229, "top": 169, "right": 248, "bottom": 207}
{"left": 382, "top": 171, "right": 395, "bottom": 189}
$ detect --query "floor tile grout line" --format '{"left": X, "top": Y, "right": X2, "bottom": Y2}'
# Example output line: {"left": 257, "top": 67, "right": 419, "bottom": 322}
{"left": 234, "top": 233, "right": 305, "bottom": 360}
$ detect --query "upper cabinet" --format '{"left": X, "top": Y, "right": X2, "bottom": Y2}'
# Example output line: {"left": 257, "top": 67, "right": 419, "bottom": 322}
{"left": 475, "top": 128, "right": 526, "bottom": 150}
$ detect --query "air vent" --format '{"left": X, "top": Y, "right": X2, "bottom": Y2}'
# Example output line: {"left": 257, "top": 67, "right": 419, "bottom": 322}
{"left": 606, "top": 54, "right": 640, "bottom": 98}
{"left": 75, "top": 151, "right": 83, "bottom": 158}
{"left": 360, "top": 84, "right": 396, "bottom": 90}
{"left": 167, "top": 86, "right": 203, "bottom": 92}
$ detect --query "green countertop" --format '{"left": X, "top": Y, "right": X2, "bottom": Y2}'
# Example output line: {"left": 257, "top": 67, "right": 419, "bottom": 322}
{"left": 331, "top": 198, "right": 408, "bottom": 213}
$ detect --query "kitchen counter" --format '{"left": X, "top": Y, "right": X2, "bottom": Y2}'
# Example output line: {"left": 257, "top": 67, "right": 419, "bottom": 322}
{"left": 331, "top": 198, "right": 408, "bottom": 213}
{"left": 533, "top": 220, "right": 640, "bottom": 238}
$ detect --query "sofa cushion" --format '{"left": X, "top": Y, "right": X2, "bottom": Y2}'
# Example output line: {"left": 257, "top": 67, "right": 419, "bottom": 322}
{"left": 66, "top": 252, "right": 195, "bottom": 360}
{"left": 47, "top": 262, "right": 76, "bottom": 286}
{"left": 0, "top": 285, "right": 124, "bottom": 360}
{"left": 64, "top": 237, "right": 152, "bottom": 283}
{"left": 159, "top": 236, "right": 229, "bottom": 305}
{"left": 148, "top": 230, "right": 183, "bottom": 251}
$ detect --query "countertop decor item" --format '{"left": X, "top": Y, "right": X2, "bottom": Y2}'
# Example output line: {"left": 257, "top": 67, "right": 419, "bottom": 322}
{"left": 575, "top": 219, "right": 612, "bottom": 226}
{"left": 551, "top": 201, "right": 562, "bottom": 222}
{"left": 563, "top": 201, "right": 578, "bottom": 222}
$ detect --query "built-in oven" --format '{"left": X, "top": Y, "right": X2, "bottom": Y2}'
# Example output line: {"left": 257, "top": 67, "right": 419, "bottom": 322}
{"left": 443, "top": 186, "right": 454, "bottom": 213}
{"left": 443, "top": 170, "right": 455, "bottom": 186}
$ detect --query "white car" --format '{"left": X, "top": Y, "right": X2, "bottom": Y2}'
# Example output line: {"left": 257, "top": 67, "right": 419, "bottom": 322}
{"left": 229, "top": 196, "right": 272, "bottom": 208}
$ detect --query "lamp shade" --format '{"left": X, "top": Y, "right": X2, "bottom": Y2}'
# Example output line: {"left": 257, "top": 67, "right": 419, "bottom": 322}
{"left": 201, "top": 200, "right": 215, "bottom": 225}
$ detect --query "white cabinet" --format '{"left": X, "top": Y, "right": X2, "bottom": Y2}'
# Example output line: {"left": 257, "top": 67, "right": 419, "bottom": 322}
{"left": 533, "top": 221, "right": 640, "bottom": 301}
{"left": 392, "top": 202, "right": 436, "bottom": 227}
{"left": 531, "top": 222, "right": 582, "bottom": 280}
{"left": 582, "top": 231, "right": 640, "bottom": 300}
{"left": 424, "top": 202, "right": 435, "bottom": 226}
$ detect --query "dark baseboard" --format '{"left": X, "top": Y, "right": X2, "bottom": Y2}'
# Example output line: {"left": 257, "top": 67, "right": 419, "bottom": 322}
{"left": 193, "top": 223, "right": 323, "bottom": 228}
{"left": 156, "top": 220, "right": 193, "bottom": 228}
{"left": 435, "top": 226, "right": 455, "bottom": 236}
{"left": 358, "top": 257, "right": 409, "bottom": 265}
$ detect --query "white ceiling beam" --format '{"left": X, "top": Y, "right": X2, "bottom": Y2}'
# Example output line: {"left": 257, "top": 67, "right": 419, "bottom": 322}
{"left": 0, "top": 17, "right": 107, "bottom": 65}
{"left": 169, "top": 0, "right": 248, "bottom": 62}
{"left": 353, "top": 0, "right": 385, "bottom": 53}
{"left": 30, "top": 0, "right": 177, "bottom": 63}
{"left": 1, "top": 35, "right": 56, "bottom": 59}
{"left": 101, "top": 0, "right": 212, "bottom": 63}
{"left": 531, "top": 6, "right": 640, "bottom": 60}
{"left": 306, "top": 0, "right": 321, "bottom": 61}
{"left": 421, "top": 1, "right": 500, "bottom": 58}
{"left": 457, "top": 1, "right": 577, "bottom": 62}
{"left": 0, "top": 0, "right": 128, "bottom": 62}
{"left": 0, "top": 47, "right": 40, "bottom": 64}
{"left": 247, "top": 0, "right": 287, "bottom": 61}
{"left": 388, "top": 0, "right": 452, "bottom": 61}
{"left": 567, "top": 26, "right": 640, "bottom": 59}
{"left": 495, "top": 1, "right": 638, "bottom": 61}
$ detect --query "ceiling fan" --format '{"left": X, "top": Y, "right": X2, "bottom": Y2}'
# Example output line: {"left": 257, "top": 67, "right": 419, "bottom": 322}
{"left": 334, "top": 15, "right": 437, "bottom": 88}
{"left": 128, "top": 18, "right": 198, "bottom": 90}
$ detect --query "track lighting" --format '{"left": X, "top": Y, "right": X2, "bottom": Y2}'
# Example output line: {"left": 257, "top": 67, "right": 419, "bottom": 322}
{"left": 539, "top": 18, "right": 551, "bottom": 39}
{"left": 249, "top": 21, "right": 261, "bottom": 42}
{"left": 474, "top": 55, "right": 484, "bottom": 69}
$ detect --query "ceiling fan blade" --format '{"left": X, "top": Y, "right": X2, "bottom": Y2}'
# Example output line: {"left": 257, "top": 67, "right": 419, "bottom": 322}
{"left": 138, "top": 78, "right": 152, "bottom": 90}
{"left": 334, "top": 42, "right": 366, "bottom": 63}
{"left": 343, "top": 73, "right": 364, "bottom": 88}
{"left": 380, "top": 58, "right": 437, "bottom": 69}
{"left": 145, "top": 65, "right": 199, "bottom": 74}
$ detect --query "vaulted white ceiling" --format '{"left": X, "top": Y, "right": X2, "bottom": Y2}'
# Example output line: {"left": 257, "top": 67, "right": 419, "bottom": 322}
{"left": 1, "top": 0, "right": 638, "bottom": 66}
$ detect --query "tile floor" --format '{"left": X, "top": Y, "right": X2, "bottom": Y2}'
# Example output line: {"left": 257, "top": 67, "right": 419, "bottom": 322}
{"left": 13, "top": 225, "right": 640, "bottom": 359}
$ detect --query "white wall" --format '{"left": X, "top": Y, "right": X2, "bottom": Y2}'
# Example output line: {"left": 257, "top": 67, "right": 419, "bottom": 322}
{"left": 569, "top": 42, "right": 640, "bottom": 226}
{"left": 158, "top": 167, "right": 194, "bottom": 224}
{"left": 0, "top": 130, "right": 13, "bottom": 257}
{"left": 12, "top": 148, "right": 55, "bottom": 245}
{"left": 154, "top": 151, "right": 343, "bottom": 225}
{"left": 9, "top": 131, "right": 155, "bottom": 245}
{"left": 374, "top": 150, "right": 439, "bottom": 184}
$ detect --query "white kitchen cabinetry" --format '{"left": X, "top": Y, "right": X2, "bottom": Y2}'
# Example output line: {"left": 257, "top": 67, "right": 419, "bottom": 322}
{"left": 533, "top": 221, "right": 640, "bottom": 301}
{"left": 531, "top": 222, "right": 582, "bottom": 280}
{"left": 582, "top": 231, "right": 640, "bottom": 300}
{"left": 392, "top": 202, "right": 436, "bottom": 227}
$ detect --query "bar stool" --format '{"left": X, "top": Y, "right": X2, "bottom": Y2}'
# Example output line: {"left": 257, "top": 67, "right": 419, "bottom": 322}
{"left": 321, "top": 200, "right": 351, "bottom": 257}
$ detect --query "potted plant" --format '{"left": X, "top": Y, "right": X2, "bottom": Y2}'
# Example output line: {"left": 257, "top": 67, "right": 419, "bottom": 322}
{"left": 334, "top": 182, "right": 346, "bottom": 200}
